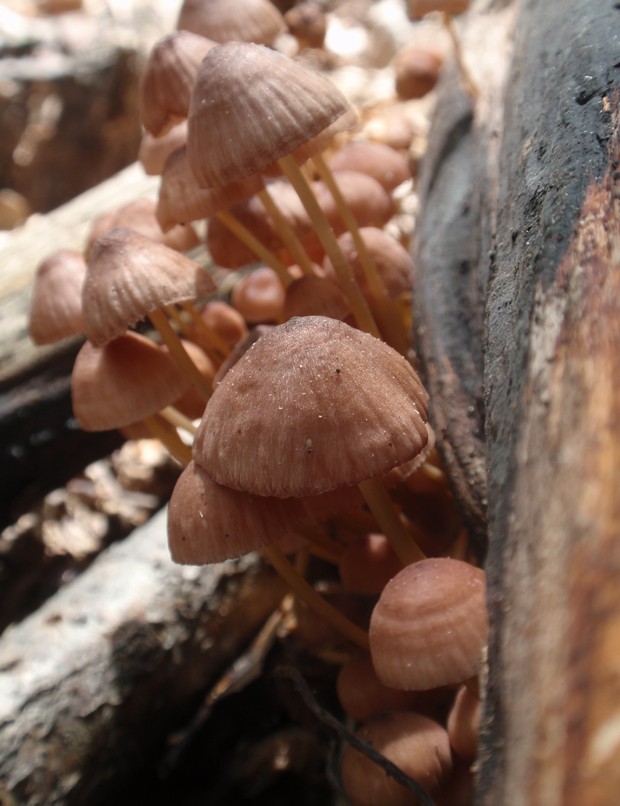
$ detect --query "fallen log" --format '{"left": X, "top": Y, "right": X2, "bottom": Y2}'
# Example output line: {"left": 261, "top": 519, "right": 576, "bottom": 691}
{"left": 413, "top": 0, "right": 620, "bottom": 802}
{"left": 0, "top": 508, "right": 287, "bottom": 805}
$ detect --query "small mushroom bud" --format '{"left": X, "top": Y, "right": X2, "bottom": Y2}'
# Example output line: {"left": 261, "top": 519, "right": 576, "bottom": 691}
{"left": 369, "top": 557, "right": 488, "bottom": 691}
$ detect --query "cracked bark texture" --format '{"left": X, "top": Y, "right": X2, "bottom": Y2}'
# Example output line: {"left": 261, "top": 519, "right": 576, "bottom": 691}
{"left": 413, "top": 0, "right": 620, "bottom": 803}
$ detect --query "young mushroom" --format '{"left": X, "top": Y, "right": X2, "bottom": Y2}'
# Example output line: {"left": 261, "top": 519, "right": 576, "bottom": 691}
{"left": 369, "top": 557, "right": 488, "bottom": 692}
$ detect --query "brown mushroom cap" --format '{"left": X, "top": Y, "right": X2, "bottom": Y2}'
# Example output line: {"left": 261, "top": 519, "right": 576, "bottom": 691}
{"left": 341, "top": 711, "right": 453, "bottom": 805}
{"left": 167, "top": 460, "right": 307, "bottom": 564}
{"left": 82, "top": 227, "right": 215, "bottom": 346}
{"left": 28, "top": 250, "right": 86, "bottom": 345}
{"left": 369, "top": 557, "right": 488, "bottom": 691}
{"left": 283, "top": 274, "right": 351, "bottom": 322}
{"left": 230, "top": 266, "right": 285, "bottom": 324}
{"left": 71, "top": 332, "right": 192, "bottom": 430}
{"left": 323, "top": 227, "right": 413, "bottom": 301}
{"left": 193, "top": 316, "right": 429, "bottom": 497}
{"left": 328, "top": 141, "right": 412, "bottom": 192}
{"left": 139, "top": 31, "right": 216, "bottom": 137}
{"left": 187, "top": 41, "right": 356, "bottom": 187}
{"left": 177, "top": 0, "right": 286, "bottom": 46}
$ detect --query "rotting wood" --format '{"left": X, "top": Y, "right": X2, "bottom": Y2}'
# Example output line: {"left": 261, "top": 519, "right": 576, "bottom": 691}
{"left": 0, "top": 507, "right": 287, "bottom": 806}
{"left": 414, "top": 0, "right": 620, "bottom": 802}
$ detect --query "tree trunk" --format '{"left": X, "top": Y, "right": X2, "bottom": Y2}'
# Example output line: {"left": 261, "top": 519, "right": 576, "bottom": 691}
{"left": 413, "top": 1, "right": 620, "bottom": 802}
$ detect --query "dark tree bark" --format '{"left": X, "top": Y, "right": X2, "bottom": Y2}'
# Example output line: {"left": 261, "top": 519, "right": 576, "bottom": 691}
{"left": 413, "top": 1, "right": 620, "bottom": 802}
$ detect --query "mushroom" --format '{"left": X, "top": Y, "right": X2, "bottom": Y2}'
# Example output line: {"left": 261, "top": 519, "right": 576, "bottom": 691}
{"left": 340, "top": 711, "right": 453, "bottom": 805}
{"left": 369, "top": 557, "right": 488, "bottom": 692}
{"left": 186, "top": 41, "right": 380, "bottom": 336}
{"left": 82, "top": 227, "right": 215, "bottom": 400}
{"left": 71, "top": 332, "right": 209, "bottom": 463}
{"left": 168, "top": 460, "right": 369, "bottom": 648}
{"left": 28, "top": 249, "right": 86, "bottom": 345}
{"left": 176, "top": 0, "right": 286, "bottom": 46}
{"left": 139, "top": 30, "right": 216, "bottom": 137}
{"left": 327, "top": 140, "right": 412, "bottom": 193}
{"left": 192, "top": 316, "right": 429, "bottom": 564}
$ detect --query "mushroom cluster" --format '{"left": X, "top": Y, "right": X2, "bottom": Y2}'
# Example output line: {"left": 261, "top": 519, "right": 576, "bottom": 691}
{"left": 27, "top": 1, "right": 484, "bottom": 803}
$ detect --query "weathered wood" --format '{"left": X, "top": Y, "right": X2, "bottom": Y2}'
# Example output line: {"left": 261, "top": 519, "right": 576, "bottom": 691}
{"left": 413, "top": 0, "right": 520, "bottom": 554}
{"left": 413, "top": 0, "right": 620, "bottom": 802}
{"left": 0, "top": 507, "right": 287, "bottom": 805}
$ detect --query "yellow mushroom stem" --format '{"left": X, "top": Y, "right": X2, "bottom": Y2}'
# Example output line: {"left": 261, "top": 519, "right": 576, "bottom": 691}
{"left": 147, "top": 308, "right": 213, "bottom": 402}
{"left": 357, "top": 476, "right": 426, "bottom": 566}
{"left": 262, "top": 543, "right": 370, "bottom": 650}
{"left": 215, "top": 209, "right": 292, "bottom": 287}
{"left": 159, "top": 405, "right": 197, "bottom": 436}
{"left": 311, "top": 152, "right": 410, "bottom": 355}
{"left": 442, "top": 12, "right": 478, "bottom": 99}
{"left": 179, "top": 301, "right": 231, "bottom": 365}
{"left": 258, "top": 188, "right": 316, "bottom": 276}
{"left": 142, "top": 414, "right": 192, "bottom": 465}
{"left": 277, "top": 154, "right": 381, "bottom": 338}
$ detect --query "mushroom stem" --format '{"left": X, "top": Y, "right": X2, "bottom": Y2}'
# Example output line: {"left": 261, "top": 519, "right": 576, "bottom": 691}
{"left": 179, "top": 301, "right": 231, "bottom": 364}
{"left": 159, "top": 405, "right": 197, "bottom": 435}
{"left": 357, "top": 476, "right": 426, "bottom": 566}
{"left": 215, "top": 209, "right": 292, "bottom": 286}
{"left": 143, "top": 414, "right": 192, "bottom": 465}
{"left": 442, "top": 12, "right": 478, "bottom": 99}
{"left": 277, "top": 155, "right": 381, "bottom": 337}
{"left": 148, "top": 308, "right": 213, "bottom": 401}
{"left": 258, "top": 188, "right": 315, "bottom": 276}
{"left": 262, "top": 543, "right": 370, "bottom": 650}
{"left": 311, "top": 152, "right": 410, "bottom": 354}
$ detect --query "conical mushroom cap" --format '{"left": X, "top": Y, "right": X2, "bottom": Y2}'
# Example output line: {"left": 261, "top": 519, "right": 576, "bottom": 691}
{"left": 187, "top": 42, "right": 355, "bottom": 187}
{"left": 28, "top": 250, "right": 86, "bottom": 345}
{"left": 168, "top": 460, "right": 307, "bottom": 564}
{"left": 193, "top": 316, "right": 429, "bottom": 497}
{"left": 177, "top": 0, "right": 286, "bottom": 46}
{"left": 140, "top": 31, "right": 216, "bottom": 136}
{"left": 71, "top": 331, "right": 192, "bottom": 431}
{"left": 82, "top": 227, "right": 215, "bottom": 346}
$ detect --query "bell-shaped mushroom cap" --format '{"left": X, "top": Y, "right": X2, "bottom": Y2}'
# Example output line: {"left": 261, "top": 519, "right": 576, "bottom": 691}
{"left": 168, "top": 460, "right": 307, "bottom": 564}
{"left": 28, "top": 250, "right": 86, "bottom": 345}
{"left": 187, "top": 42, "right": 356, "bottom": 187}
{"left": 230, "top": 266, "right": 285, "bottom": 324}
{"left": 71, "top": 331, "right": 192, "bottom": 430}
{"left": 341, "top": 711, "right": 453, "bottom": 805}
{"left": 140, "top": 31, "right": 216, "bottom": 137}
{"left": 369, "top": 558, "right": 488, "bottom": 691}
{"left": 157, "top": 146, "right": 263, "bottom": 231}
{"left": 328, "top": 141, "right": 411, "bottom": 192}
{"left": 177, "top": 0, "right": 286, "bottom": 45}
{"left": 82, "top": 228, "right": 215, "bottom": 346}
{"left": 283, "top": 274, "right": 351, "bottom": 322}
{"left": 193, "top": 316, "right": 429, "bottom": 497}
{"left": 323, "top": 227, "right": 413, "bottom": 301}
